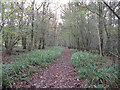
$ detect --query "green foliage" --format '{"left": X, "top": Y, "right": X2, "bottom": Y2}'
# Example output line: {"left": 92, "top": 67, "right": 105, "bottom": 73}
{"left": 2, "top": 47, "right": 63, "bottom": 87}
{"left": 71, "top": 51, "right": 118, "bottom": 88}
{"left": 70, "top": 48, "right": 79, "bottom": 52}
{"left": 0, "top": 46, "right": 5, "bottom": 51}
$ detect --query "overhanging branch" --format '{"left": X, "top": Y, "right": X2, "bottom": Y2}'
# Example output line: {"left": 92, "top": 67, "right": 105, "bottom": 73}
{"left": 102, "top": 1, "right": 120, "bottom": 20}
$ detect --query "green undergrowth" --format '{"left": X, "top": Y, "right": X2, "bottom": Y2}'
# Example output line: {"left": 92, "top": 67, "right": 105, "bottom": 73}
{"left": 70, "top": 48, "right": 79, "bottom": 52}
{"left": 71, "top": 51, "right": 119, "bottom": 88}
{"left": 2, "top": 46, "right": 63, "bottom": 88}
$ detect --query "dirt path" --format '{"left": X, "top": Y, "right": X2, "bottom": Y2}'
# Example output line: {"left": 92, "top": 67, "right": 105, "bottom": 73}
{"left": 26, "top": 48, "right": 82, "bottom": 88}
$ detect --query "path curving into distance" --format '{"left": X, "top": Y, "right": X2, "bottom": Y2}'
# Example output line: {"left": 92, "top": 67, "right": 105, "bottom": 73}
{"left": 15, "top": 48, "right": 83, "bottom": 88}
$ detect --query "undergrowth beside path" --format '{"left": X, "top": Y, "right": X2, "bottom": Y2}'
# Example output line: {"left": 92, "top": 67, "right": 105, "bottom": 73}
{"left": 71, "top": 51, "right": 119, "bottom": 88}
{"left": 2, "top": 47, "right": 63, "bottom": 88}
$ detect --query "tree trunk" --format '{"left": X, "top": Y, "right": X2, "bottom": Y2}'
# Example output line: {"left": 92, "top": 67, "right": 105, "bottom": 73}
{"left": 34, "top": 37, "right": 37, "bottom": 49}
{"left": 42, "top": 37, "right": 45, "bottom": 49}
{"left": 77, "top": 37, "right": 80, "bottom": 50}
{"left": 6, "top": 47, "right": 12, "bottom": 55}
{"left": 38, "top": 38, "right": 42, "bottom": 49}
{"left": 98, "top": 2, "right": 104, "bottom": 56}
{"left": 1, "top": 3, "right": 5, "bottom": 31}
{"left": 104, "top": 17, "right": 111, "bottom": 52}
{"left": 118, "top": 2, "right": 120, "bottom": 59}
{"left": 41, "top": 2, "right": 46, "bottom": 49}
{"left": 30, "top": 0, "right": 35, "bottom": 51}
{"left": 22, "top": 37, "right": 26, "bottom": 49}
{"left": 118, "top": 18, "right": 120, "bottom": 59}
{"left": 104, "top": 2, "right": 112, "bottom": 53}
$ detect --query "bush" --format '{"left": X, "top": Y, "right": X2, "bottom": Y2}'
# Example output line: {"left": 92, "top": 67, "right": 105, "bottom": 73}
{"left": 2, "top": 46, "right": 63, "bottom": 87}
{"left": 71, "top": 51, "right": 118, "bottom": 88}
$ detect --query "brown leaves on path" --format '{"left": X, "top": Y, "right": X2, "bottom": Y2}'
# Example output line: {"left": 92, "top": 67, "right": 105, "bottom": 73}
{"left": 15, "top": 48, "right": 83, "bottom": 88}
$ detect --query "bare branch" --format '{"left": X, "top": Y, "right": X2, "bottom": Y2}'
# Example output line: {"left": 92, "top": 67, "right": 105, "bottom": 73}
{"left": 102, "top": 0, "right": 120, "bottom": 20}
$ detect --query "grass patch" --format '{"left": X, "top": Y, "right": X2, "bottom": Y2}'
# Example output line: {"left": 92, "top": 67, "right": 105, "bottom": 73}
{"left": 70, "top": 48, "right": 79, "bottom": 52}
{"left": 2, "top": 46, "right": 63, "bottom": 88}
{"left": 71, "top": 51, "right": 119, "bottom": 88}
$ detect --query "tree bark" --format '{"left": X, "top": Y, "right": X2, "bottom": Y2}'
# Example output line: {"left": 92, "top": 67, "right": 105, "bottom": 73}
{"left": 77, "top": 37, "right": 80, "bottom": 50}
{"left": 42, "top": 37, "right": 45, "bottom": 49}
{"left": 118, "top": 3, "right": 120, "bottom": 59}
{"left": 30, "top": 0, "right": 35, "bottom": 51}
{"left": 118, "top": 17, "right": 120, "bottom": 59}
{"left": 22, "top": 37, "right": 26, "bottom": 49}
{"left": 41, "top": 2, "right": 46, "bottom": 49}
{"left": 98, "top": 2, "right": 104, "bottom": 56}
{"left": 0, "top": 3, "right": 5, "bottom": 31}
{"left": 38, "top": 38, "right": 42, "bottom": 49}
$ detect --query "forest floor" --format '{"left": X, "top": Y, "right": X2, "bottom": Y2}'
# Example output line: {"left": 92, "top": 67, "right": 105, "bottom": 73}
{"left": 14, "top": 48, "right": 83, "bottom": 88}
{"left": 2, "top": 48, "right": 118, "bottom": 89}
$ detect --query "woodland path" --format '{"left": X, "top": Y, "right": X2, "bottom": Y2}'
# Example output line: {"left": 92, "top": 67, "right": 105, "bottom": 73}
{"left": 28, "top": 48, "right": 83, "bottom": 88}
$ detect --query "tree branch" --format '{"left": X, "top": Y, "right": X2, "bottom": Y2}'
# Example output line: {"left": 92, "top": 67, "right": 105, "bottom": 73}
{"left": 84, "top": 4, "right": 99, "bottom": 16}
{"left": 103, "top": 1, "right": 120, "bottom": 20}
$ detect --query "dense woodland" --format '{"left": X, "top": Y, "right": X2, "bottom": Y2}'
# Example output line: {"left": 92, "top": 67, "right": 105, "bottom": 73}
{"left": 0, "top": 0, "right": 120, "bottom": 89}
